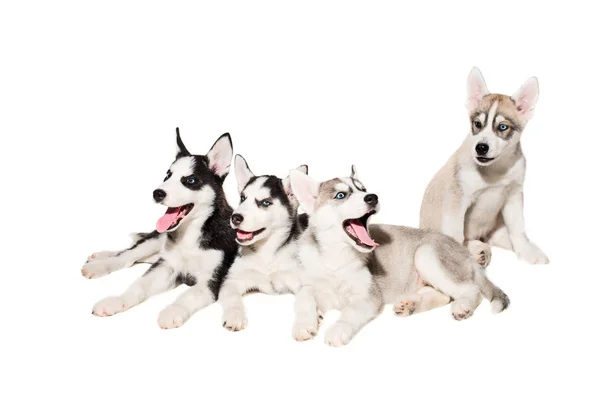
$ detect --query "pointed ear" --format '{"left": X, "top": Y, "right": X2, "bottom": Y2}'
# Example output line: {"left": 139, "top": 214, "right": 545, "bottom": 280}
{"left": 282, "top": 165, "right": 308, "bottom": 198}
{"left": 234, "top": 154, "right": 255, "bottom": 193}
{"left": 289, "top": 169, "right": 319, "bottom": 213}
{"left": 175, "top": 127, "right": 191, "bottom": 159}
{"left": 466, "top": 67, "right": 489, "bottom": 112}
{"left": 206, "top": 133, "right": 233, "bottom": 179}
{"left": 350, "top": 165, "right": 359, "bottom": 181}
{"left": 511, "top": 77, "right": 539, "bottom": 121}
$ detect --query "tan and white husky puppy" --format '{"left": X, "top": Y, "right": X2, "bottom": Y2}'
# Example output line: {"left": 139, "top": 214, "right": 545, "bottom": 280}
{"left": 290, "top": 167, "right": 509, "bottom": 347}
{"left": 420, "top": 67, "right": 549, "bottom": 267}
{"left": 219, "top": 155, "right": 308, "bottom": 331}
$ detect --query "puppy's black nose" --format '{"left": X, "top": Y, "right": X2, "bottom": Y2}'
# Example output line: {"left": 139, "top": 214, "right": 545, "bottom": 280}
{"left": 364, "top": 194, "right": 378, "bottom": 205}
{"left": 475, "top": 143, "right": 489, "bottom": 156}
{"left": 231, "top": 214, "right": 244, "bottom": 226}
{"left": 153, "top": 189, "right": 166, "bottom": 202}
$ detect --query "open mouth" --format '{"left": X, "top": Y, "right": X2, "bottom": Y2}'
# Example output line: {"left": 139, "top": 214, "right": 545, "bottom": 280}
{"left": 343, "top": 210, "right": 379, "bottom": 249}
{"left": 156, "top": 204, "right": 194, "bottom": 233}
{"left": 235, "top": 228, "right": 266, "bottom": 243}
{"left": 476, "top": 156, "right": 495, "bottom": 164}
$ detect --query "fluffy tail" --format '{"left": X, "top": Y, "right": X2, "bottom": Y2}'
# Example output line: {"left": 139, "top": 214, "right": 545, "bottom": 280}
{"left": 473, "top": 265, "right": 510, "bottom": 313}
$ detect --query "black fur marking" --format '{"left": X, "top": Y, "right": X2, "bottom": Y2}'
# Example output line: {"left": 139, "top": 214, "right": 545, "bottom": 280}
{"left": 176, "top": 273, "right": 197, "bottom": 286}
{"left": 199, "top": 190, "right": 238, "bottom": 300}
{"left": 143, "top": 258, "right": 165, "bottom": 276}
{"left": 117, "top": 230, "right": 161, "bottom": 256}
{"left": 176, "top": 127, "right": 191, "bottom": 159}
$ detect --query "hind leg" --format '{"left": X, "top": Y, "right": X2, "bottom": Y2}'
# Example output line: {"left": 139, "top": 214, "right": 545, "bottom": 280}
{"left": 487, "top": 222, "right": 513, "bottom": 251}
{"left": 414, "top": 245, "right": 482, "bottom": 321}
{"left": 393, "top": 286, "right": 451, "bottom": 316}
{"left": 466, "top": 240, "right": 492, "bottom": 268}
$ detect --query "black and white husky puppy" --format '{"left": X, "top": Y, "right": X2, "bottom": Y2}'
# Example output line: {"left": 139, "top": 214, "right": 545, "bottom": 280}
{"left": 81, "top": 129, "right": 238, "bottom": 329}
{"left": 218, "top": 155, "right": 308, "bottom": 331}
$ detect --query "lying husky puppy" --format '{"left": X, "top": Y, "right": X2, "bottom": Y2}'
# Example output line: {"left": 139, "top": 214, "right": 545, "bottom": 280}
{"left": 290, "top": 167, "right": 509, "bottom": 347}
{"left": 82, "top": 129, "right": 237, "bottom": 329}
{"left": 420, "top": 67, "right": 549, "bottom": 267}
{"left": 219, "top": 155, "right": 308, "bottom": 331}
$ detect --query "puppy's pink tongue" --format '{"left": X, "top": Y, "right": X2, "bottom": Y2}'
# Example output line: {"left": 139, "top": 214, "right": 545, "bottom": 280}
{"left": 237, "top": 231, "right": 253, "bottom": 241}
{"left": 156, "top": 207, "right": 180, "bottom": 233}
{"left": 349, "top": 221, "right": 379, "bottom": 247}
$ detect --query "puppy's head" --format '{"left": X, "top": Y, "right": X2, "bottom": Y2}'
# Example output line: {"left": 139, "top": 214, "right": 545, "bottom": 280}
{"left": 231, "top": 154, "right": 308, "bottom": 246}
{"left": 465, "top": 67, "right": 539, "bottom": 166}
{"left": 153, "top": 128, "right": 233, "bottom": 233}
{"left": 290, "top": 166, "right": 380, "bottom": 253}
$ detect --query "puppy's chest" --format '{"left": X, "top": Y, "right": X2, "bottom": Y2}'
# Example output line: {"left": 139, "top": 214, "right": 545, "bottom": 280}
{"left": 239, "top": 251, "right": 300, "bottom": 293}
{"left": 162, "top": 237, "right": 222, "bottom": 276}
{"left": 308, "top": 257, "right": 372, "bottom": 310}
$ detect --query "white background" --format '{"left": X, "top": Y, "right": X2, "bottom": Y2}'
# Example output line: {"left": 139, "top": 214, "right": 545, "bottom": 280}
{"left": 1, "top": 1, "right": 599, "bottom": 399}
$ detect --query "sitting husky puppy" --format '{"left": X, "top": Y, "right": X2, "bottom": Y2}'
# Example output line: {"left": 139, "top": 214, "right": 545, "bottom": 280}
{"left": 81, "top": 129, "right": 237, "bottom": 329}
{"left": 290, "top": 167, "right": 509, "bottom": 347}
{"left": 420, "top": 67, "right": 549, "bottom": 267}
{"left": 219, "top": 155, "right": 308, "bottom": 331}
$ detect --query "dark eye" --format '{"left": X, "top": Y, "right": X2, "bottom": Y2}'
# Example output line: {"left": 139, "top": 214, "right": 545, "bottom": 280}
{"left": 335, "top": 192, "right": 346, "bottom": 199}
{"left": 240, "top": 195, "right": 246, "bottom": 202}
{"left": 473, "top": 121, "right": 482, "bottom": 129}
{"left": 261, "top": 200, "right": 272, "bottom": 207}
{"left": 498, "top": 124, "right": 508, "bottom": 131}
{"left": 186, "top": 176, "right": 198, "bottom": 185}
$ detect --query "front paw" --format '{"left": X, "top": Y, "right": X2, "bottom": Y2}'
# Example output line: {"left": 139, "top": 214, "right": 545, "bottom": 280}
{"left": 86, "top": 251, "right": 119, "bottom": 263}
{"left": 516, "top": 243, "right": 549, "bottom": 265}
{"left": 292, "top": 317, "right": 319, "bottom": 342}
{"left": 324, "top": 322, "right": 354, "bottom": 347}
{"left": 82, "top": 259, "right": 115, "bottom": 279}
{"left": 451, "top": 299, "right": 475, "bottom": 321}
{"left": 92, "top": 296, "right": 130, "bottom": 317}
{"left": 157, "top": 304, "right": 189, "bottom": 329}
{"left": 222, "top": 308, "right": 247, "bottom": 332}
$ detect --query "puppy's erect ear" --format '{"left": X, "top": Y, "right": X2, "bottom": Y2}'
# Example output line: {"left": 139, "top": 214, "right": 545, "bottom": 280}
{"left": 350, "top": 165, "right": 359, "bottom": 181}
{"left": 175, "top": 127, "right": 191, "bottom": 159}
{"left": 466, "top": 67, "right": 489, "bottom": 112}
{"left": 207, "top": 133, "right": 233, "bottom": 180}
{"left": 512, "top": 77, "right": 539, "bottom": 122}
{"left": 283, "top": 164, "right": 308, "bottom": 199}
{"left": 289, "top": 169, "right": 319, "bottom": 213}
{"left": 234, "top": 154, "right": 255, "bottom": 193}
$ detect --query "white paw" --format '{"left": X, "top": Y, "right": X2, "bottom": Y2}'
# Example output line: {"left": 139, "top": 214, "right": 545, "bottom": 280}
{"left": 467, "top": 241, "right": 492, "bottom": 268}
{"left": 292, "top": 318, "right": 319, "bottom": 342}
{"left": 157, "top": 304, "right": 189, "bottom": 329}
{"left": 393, "top": 295, "right": 419, "bottom": 317}
{"left": 87, "top": 250, "right": 118, "bottom": 263}
{"left": 81, "top": 259, "right": 115, "bottom": 279}
{"left": 516, "top": 243, "right": 549, "bottom": 265}
{"left": 222, "top": 308, "right": 247, "bottom": 332}
{"left": 92, "top": 296, "right": 129, "bottom": 317}
{"left": 451, "top": 300, "right": 474, "bottom": 321}
{"left": 324, "top": 323, "right": 354, "bottom": 347}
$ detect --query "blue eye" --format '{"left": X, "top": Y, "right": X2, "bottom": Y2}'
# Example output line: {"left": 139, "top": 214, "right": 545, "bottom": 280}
{"left": 499, "top": 124, "right": 508, "bottom": 131}
{"left": 240, "top": 195, "right": 246, "bottom": 202}
{"left": 335, "top": 192, "right": 346, "bottom": 199}
{"left": 164, "top": 171, "right": 172, "bottom": 181}
{"left": 186, "top": 176, "right": 198, "bottom": 185}
{"left": 261, "top": 200, "right": 272, "bottom": 207}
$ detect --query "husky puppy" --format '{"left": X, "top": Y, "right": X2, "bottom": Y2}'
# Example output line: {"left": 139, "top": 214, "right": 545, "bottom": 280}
{"left": 219, "top": 155, "right": 308, "bottom": 331}
{"left": 290, "top": 167, "right": 509, "bottom": 347}
{"left": 81, "top": 129, "right": 237, "bottom": 329}
{"left": 420, "top": 67, "right": 549, "bottom": 267}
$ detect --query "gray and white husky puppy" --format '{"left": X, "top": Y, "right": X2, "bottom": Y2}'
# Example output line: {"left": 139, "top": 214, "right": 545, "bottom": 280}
{"left": 218, "top": 155, "right": 309, "bottom": 331}
{"left": 81, "top": 129, "right": 237, "bottom": 329}
{"left": 420, "top": 67, "right": 549, "bottom": 267}
{"left": 290, "top": 167, "right": 509, "bottom": 347}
